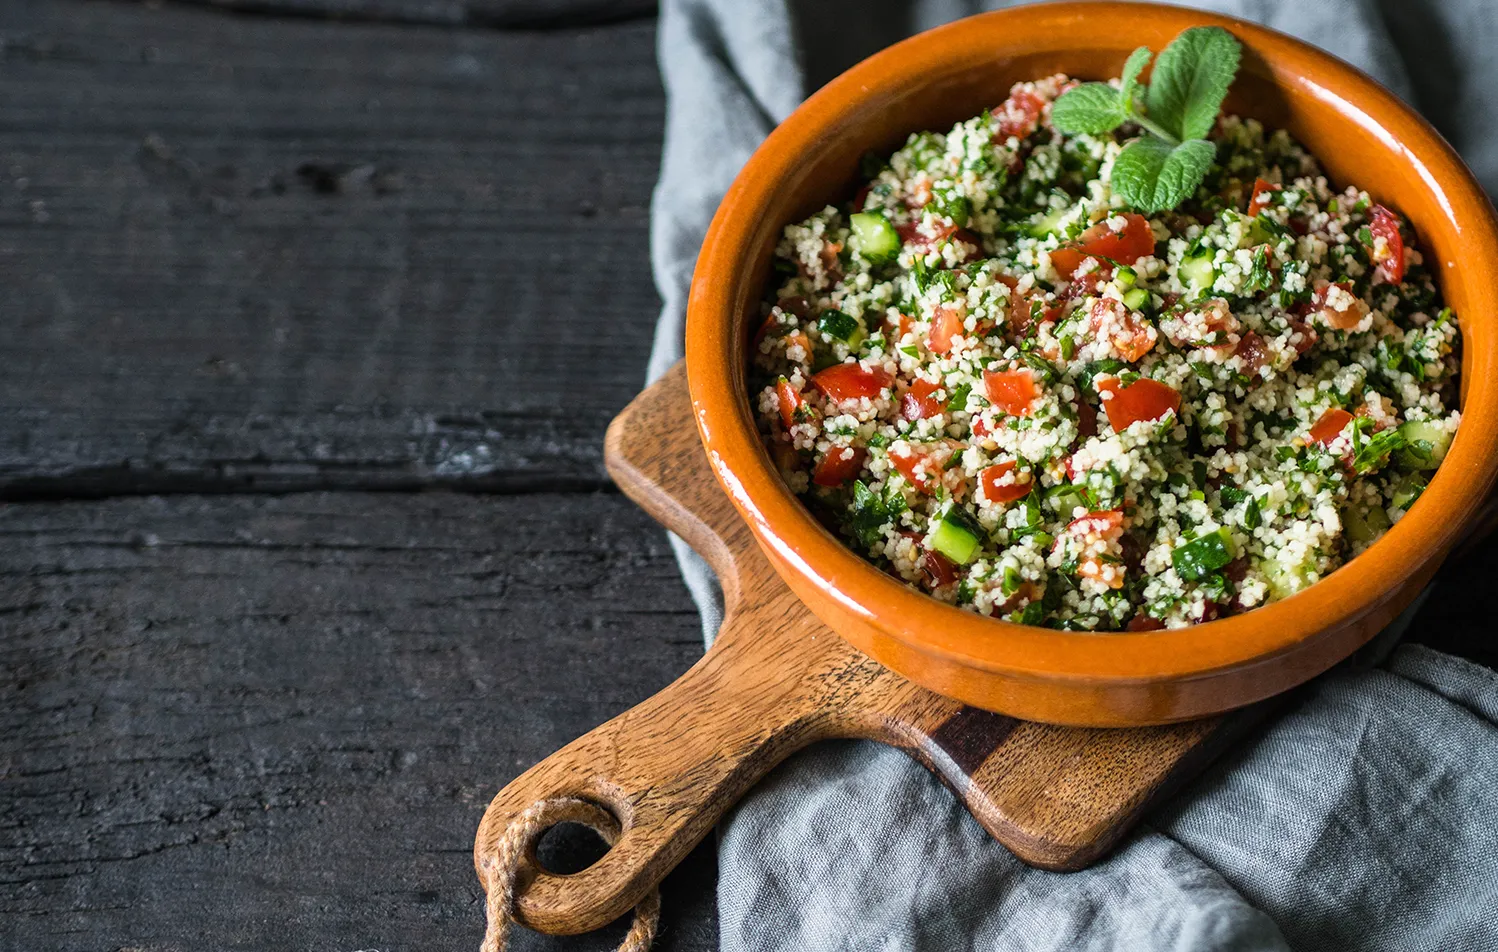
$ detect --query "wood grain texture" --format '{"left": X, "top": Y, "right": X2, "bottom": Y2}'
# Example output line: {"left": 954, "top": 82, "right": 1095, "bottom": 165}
{"left": 166, "top": 0, "right": 656, "bottom": 29}
{"left": 0, "top": 490, "right": 717, "bottom": 952}
{"left": 0, "top": 1, "right": 663, "bottom": 498}
{"left": 474, "top": 364, "right": 1269, "bottom": 936}
{"left": 1, "top": 3, "right": 1494, "bottom": 951}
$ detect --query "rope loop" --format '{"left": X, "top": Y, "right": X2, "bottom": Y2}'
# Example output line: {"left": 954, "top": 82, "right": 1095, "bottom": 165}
{"left": 479, "top": 797, "right": 659, "bottom": 952}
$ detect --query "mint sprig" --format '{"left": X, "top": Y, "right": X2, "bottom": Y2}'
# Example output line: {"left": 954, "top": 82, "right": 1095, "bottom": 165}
{"left": 1051, "top": 26, "right": 1242, "bottom": 214}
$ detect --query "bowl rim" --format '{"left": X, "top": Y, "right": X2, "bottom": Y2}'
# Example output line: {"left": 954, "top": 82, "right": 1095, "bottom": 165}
{"left": 686, "top": 0, "right": 1498, "bottom": 685}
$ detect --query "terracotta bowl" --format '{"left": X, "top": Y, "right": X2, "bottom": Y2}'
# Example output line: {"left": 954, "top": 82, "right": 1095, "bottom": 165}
{"left": 685, "top": 1, "right": 1498, "bottom": 726}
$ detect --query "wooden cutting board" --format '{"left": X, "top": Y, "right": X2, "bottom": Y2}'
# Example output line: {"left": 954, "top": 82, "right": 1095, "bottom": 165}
{"left": 474, "top": 361, "right": 1268, "bottom": 936}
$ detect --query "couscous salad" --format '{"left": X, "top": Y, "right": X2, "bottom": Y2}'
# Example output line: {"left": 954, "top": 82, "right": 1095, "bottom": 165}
{"left": 749, "top": 29, "right": 1461, "bottom": 631}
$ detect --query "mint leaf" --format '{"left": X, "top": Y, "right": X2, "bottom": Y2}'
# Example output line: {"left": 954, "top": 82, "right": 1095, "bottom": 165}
{"left": 1051, "top": 82, "right": 1127, "bottom": 135}
{"left": 1145, "top": 26, "right": 1242, "bottom": 141}
{"left": 1112, "top": 137, "right": 1216, "bottom": 213}
{"left": 1119, "top": 46, "right": 1152, "bottom": 114}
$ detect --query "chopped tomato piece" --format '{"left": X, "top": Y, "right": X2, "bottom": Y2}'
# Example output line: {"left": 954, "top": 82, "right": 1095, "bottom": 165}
{"left": 809, "top": 363, "right": 892, "bottom": 402}
{"left": 1075, "top": 398, "right": 1098, "bottom": 439}
{"left": 1308, "top": 408, "right": 1353, "bottom": 446}
{"left": 1232, "top": 330, "right": 1269, "bottom": 375}
{"left": 919, "top": 548, "right": 960, "bottom": 588}
{"left": 1000, "top": 275, "right": 1061, "bottom": 338}
{"left": 1312, "top": 281, "right": 1369, "bottom": 331}
{"left": 1246, "top": 177, "right": 1281, "bottom": 217}
{"left": 999, "top": 580, "right": 1039, "bottom": 613}
{"left": 994, "top": 85, "right": 1047, "bottom": 140}
{"left": 901, "top": 378, "right": 946, "bottom": 421}
{"left": 909, "top": 177, "right": 934, "bottom": 209}
{"left": 1286, "top": 315, "right": 1318, "bottom": 355}
{"left": 1224, "top": 557, "right": 1250, "bottom": 583}
{"left": 889, "top": 440, "right": 963, "bottom": 495}
{"left": 1061, "top": 261, "right": 1116, "bottom": 300}
{"left": 1161, "top": 298, "right": 1239, "bottom": 351}
{"left": 775, "top": 378, "right": 809, "bottom": 429}
{"left": 889, "top": 443, "right": 940, "bottom": 493}
{"left": 817, "top": 240, "right": 844, "bottom": 279}
{"left": 983, "top": 368, "right": 1040, "bottom": 416}
{"left": 885, "top": 312, "right": 915, "bottom": 344}
{"left": 1050, "top": 214, "right": 1155, "bottom": 279}
{"left": 1058, "top": 509, "right": 1127, "bottom": 589}
{"left": 979, "top": 460, "right": 1033, "bottom": 503}
{"left": 1367, "top": 204, "right": 1406, "bottom": 285}
{"left": 777, "top": 296, "right": 812, "bottom": 318}
{"left": 953, "top": 229, "right": 985, "bottom": 264}
{"left": 927, "top": 305, "right": 966, "bottom": 355}
{"left": 812, "top": 445, "right": 866, "bottom": 487}
{"left": 780, "top": 331, "right": 814, "bottom": 366}
{"left": 896, "top": 218, "right": 954, "bottom": 247}
{"left": 1067, "top": 509, "right": 1125, "bottom": 535}
{"left": 1225, "top": 420, "right": 1242, "bottom": 447}
{"left": 1126, "top": 613, "right": 1166, "bottom": 631}
{"left": 897, "top": 219, "right": 982, "bottom": 263}
{"left": 1089, "top": 297, "right": 1158, "bottom": 363}
{"left": 1048, "top": 249, "right": 1086, "bottom": 282}
{"left": 752, "top": 313, "right": 778, "bottom": 352}
{"left": 1097, "top": 377, "right": 1182, "bottom": 431}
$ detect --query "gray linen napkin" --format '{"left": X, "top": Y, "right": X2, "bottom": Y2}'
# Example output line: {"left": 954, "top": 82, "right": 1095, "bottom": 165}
{"left": 647, "top": 2, "right": 1498, "bottom": 948}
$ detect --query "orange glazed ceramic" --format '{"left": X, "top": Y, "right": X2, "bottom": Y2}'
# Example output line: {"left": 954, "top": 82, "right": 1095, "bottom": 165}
{"left": 685, "top": 2, "right": 1498, "bottom": 726}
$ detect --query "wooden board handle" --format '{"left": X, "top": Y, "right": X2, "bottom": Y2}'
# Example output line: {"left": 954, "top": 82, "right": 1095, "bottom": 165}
{"left": 472, "top": 587, "right": 985, "bottom": 934}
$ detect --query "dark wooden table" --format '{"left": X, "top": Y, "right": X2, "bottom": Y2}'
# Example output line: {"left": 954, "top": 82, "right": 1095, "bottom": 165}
{"left": 2, "top": 3, "right": 1494, "bottom": 951}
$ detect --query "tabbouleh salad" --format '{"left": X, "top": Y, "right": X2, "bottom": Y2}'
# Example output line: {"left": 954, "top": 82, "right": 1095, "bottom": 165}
{"left": 749, "top": 65, "right": 1462, "bottom": 632}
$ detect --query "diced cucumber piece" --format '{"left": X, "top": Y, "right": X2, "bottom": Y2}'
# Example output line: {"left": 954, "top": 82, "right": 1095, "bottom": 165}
{"left": 1390, "top": 471, "right": 1428, "bottom": 510}
{"left": 1246, "top": 217, "right": 1281, "bottom": 247}
{"left": 1001, "top": 564, "right": 1021, "bottom": 596}
{"left": 930, "top": 506, "right": 983, "bottom": 565}
{"left": 1261, "top": 555, "right": 1314, "bottom": 600}
{"left": 1172, "top": 527, "right": 1235, "bottom": 581}
{"left": 1180, "top": 254, "right": 1216, "bottom": 295}
{"left": 1122, "top": 287, "right": 1151, "bottom": 311}
{"left": 1115, "top": 266, "right": 1137, "bottom": 288}
{"left": 849, "top": 211, "right": 900, "bottom": 263}
{"left": 816, "top": 309, "right": 865, "bottom": 347}
{"left": 1047, "top": 486, "right": 1088, "bottom": 520}
{"left": 1025, "top": 207, "right": 1068, "bottom": 238}
{"left": 1395, "top": 419, "right": 1452, "bottom": 471}
{"left": 1348, "top": 505, "right": 1372, "bottom": 541}
{"left": 1343, "top": 503, "right": 1391, "bottom": 544}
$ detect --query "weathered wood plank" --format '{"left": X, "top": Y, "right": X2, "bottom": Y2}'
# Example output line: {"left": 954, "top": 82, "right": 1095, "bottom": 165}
{"left": 0, "top": 491, "right": 713, "bottom": 951}
{"left": 0, "top": 1, "right": 664, "bottom": 497}
{"left": 168, "top": 0, "right": 656, "bottom": 29}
